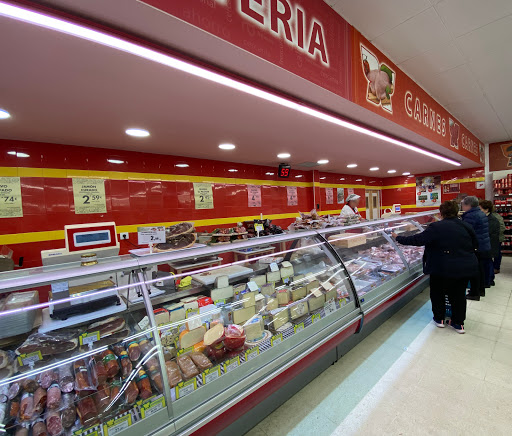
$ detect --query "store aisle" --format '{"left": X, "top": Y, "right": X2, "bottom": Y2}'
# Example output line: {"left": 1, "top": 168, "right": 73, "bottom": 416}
{"left": 246, "top": 259, "right": 512, "bottom": 436}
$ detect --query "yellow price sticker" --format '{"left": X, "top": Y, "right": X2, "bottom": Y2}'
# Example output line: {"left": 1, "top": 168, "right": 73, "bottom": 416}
{"left": 245, "top": 346, "right": 259, "bottom": 361}
{"left": 177, "top": 346, "right": 194, "bottom": 357}
{"left": 103, "top": 414, "right": 131, "bottom": 436}
{"left": 202, "top": 365, "right": 221, "bottom": 384}
{"left": 141, "top": 395, "right": 166, "bottom": 419}
{"left": 311, "top": 313, "right": 322, "bottom": 324}
{"left": 223, "top": 356, "right": 240, "bottom": 373}
{"left": 271, "top": 333, "right": 283, "bottom": 347}
{"left": 79, "top": 331, "right": 100, "bottom": 346}
{"left": 175, "top": 379, "right": 197, "bottom": 399}
{"left": 17, "top": 351, "right": 42, "bottom": 367}
{"left": 294, "top": 323, "right": 305, "bottom": 334}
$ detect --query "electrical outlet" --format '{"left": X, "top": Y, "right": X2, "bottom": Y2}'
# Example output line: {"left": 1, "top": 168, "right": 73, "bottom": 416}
{"left": 120, "top": 232, "right": 129, "bottom": 240}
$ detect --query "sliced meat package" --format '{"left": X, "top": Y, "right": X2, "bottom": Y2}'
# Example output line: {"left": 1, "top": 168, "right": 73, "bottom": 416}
{"left": 176, "top": 355, "right": 199, "bottom": 380}
{"left": 16, "top": 331, "right": 77, "bottom": 356}
{"left": 57, "top": 364, "right": 74, "bottom": 393}
{"left": 101, "top": 350, "right": 120, "bottom": 379}
{"left": 60, "top": 393, "right": 76, "bottom": 429}
{"left": 94, "top": 384, "right": 111, "bottom": 414}
{"left": 165, "top": 361, "right": 182, "bottom": 388}
{"left": 189, "top": 352, "right": 212, "bottom": 371}
{"left": 19, "top": 392, "right": 34, "bottom": 421}
{"left": 123, "top": 381, "right": 139, "bottom": 405}
{"left": 135, "top": 370, "right": 152, "bottom": 400}
{"left": 46, "top": 383, "right": 61, "bottom": 410}
{"left": 126, "top": 340, "right": 141, "bottom": 361}
{"left": 73, "top": 360, "right": 96, "bottom": 397}
{"left": 46, "top": 409, "right": 63, "bottom": 436}
{"left": 76, "top": 397, "right": 97, "bottom": 427}
{"left": 117, "top": 351, "right": 132, "bottom": 379}
{"left": 33, "top": 387, "right": 47, "bottom": 415}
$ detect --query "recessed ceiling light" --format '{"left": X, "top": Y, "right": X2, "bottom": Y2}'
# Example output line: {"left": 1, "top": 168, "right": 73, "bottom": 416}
{"left": 295, "top": 175, "right": 303, "bottom": 178}
{"left": 277, "top": 153, "right": 291, "bottom": 159}
{"left": 7, "top": 151, "right": 29, "bottom": 158}
{"left": 176, "top": 163, "right": 189, "bottom": 168}
{"left": 266, "top": 172, "right": 274, "bottom": 176}
{"left": 107, "top": 159, "right": 124, "bottom": 164}
{"left": 126, "top": 128, "right": 150, "bottom": 137}
{"left": 219, "top": 143, "right": 235, "bottom": 150}
{"left": 347, "top": 164, "right": 358, "bottom": 168}
{"left": 317, "top": 159, "right": 329, "bottom": 165}
{"left": 228, "top": 169, "right": 238, "bottom": 172}
{"left": 402, "top": 172, "right": 411, "bottom": 176}
{"left": 356, "top": 179, "right": 363, "bottom": 182}
{"left": 0, "top": 109, "right": 11, "bottom": 119}
{"left": 340, "top": 178, "right": 345, "bottom": 181}
{"left": 370, "top": 167, "right": 379, "bottom": 171}
{"left": 387, "top": 170, "right": 397, "bottom": 174}
{"left": 7, "top": 151, "right": 15, "bottom": 155}
{"left": 320, "top": 177, "right": 326, "bottom": 180}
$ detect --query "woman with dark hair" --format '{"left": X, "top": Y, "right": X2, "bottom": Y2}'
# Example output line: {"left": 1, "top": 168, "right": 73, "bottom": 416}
{"left": 479, "top": 200, "right": 500, "bottom": 287}
{"left": 392, "top": 201, "right": 478, "bottom": 333}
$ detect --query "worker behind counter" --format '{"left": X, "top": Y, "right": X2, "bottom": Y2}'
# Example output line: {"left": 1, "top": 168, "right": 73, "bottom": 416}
{"left": 340, "top": 194, "right": 363, "bottom": 219}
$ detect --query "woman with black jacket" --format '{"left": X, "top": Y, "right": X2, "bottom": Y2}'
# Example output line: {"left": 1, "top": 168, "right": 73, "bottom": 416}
{"left": 392, "top": 201, "right": 478, "bottom": 334}
{"left": 479, "top": 200, "right": 500, "bottom": 287}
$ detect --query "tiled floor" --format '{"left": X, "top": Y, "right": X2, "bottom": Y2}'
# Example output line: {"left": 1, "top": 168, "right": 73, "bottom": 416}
{"left": 246, "top": 258, "right": 512, "bottom": 436}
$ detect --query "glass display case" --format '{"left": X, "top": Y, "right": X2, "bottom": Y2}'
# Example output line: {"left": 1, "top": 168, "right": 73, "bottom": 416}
{"left": 0, "top": 212, "right": 436, "bottom": 436}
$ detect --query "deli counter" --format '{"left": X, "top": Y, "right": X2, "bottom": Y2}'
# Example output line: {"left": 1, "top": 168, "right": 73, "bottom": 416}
{"left": 0, "top": 212, "right": 437, "bottom": 436}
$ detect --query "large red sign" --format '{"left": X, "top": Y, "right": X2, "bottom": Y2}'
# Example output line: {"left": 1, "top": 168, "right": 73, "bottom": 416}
{"left": 352, "top": 30, "right": 483, "bottom": 165}
{"left": 141, "top": 0, "right": 352, "bottom": 99}
{"left": 489, "top": 141, "right": 512, "bottom": 171}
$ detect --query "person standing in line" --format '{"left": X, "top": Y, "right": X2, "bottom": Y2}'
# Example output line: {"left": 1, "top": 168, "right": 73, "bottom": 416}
{"left": 480, "top": 200, "right": 500, "bottom": 287}
{"left": 461, "top": 196, "right": 490, "bottom": 300}
{"left": 392, "top": 201, "right": 478, "bottom": 334}
{"left": 492, "top": 207, "right": 505, "bottom": 274}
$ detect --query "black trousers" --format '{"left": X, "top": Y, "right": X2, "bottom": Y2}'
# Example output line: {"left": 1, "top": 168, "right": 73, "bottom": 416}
{"left": 430, "top": 275, "right": 467, "bottom": 325}
{"left": 468, "top": 253, "right": 486, "bottom": 297}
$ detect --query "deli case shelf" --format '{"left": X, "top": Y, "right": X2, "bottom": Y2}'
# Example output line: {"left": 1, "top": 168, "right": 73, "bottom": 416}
{"left": 0, "top": 211, "right": 437, "bottom": 436}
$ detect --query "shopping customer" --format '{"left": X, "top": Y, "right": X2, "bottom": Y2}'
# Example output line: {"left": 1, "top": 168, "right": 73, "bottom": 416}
{"left": 461, "top": 196, "right": 490, "bottom": 300}
{"left": 392, "top": 201, "right": 477, "bottom": 334}
{"left": 492, "top": 207, "right": 505, "bottom": 274}
{"left": 340, "top": 194, "right": 362, "bottom": 218}
{"left": 480, "top": 200, "right": 500, "bottom": 286}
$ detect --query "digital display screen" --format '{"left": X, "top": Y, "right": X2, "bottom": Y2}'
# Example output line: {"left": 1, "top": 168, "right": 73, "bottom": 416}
{"left": 278, "top": 164, "right": 291, "bottom": 178}
{"left": 75, "top": 231, "right": 110, "bottom": 244}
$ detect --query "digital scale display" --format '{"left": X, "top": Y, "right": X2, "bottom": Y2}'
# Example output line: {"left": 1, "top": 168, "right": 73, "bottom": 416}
{"left": 278, "top": 164, "right": 291, "bottom": 178}
{"left": 74, "top": 231, "right": 111, "bottom": 246}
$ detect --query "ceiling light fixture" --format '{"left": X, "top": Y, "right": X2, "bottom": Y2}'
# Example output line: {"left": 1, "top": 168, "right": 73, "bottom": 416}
{"left": 320, "top": 177, "right": 326, "bottom": 180}
{"left": 266, "top": 172, "right": 274, "bottom": 176}
{"left": 340, "top": 178, "right": 345, "bottom": 181}
{"left": 107, "top": 159, "right": 124, "bottom": 164}
{"left": 0, "top": 2, "right": 460, "bottom": 167}
{"left": 277, "top": 153, "right": 291, "bottom": 159}
{"left": 228, "top": 169, "right": 238, "bottom": 172}
{"left": 370, "top": 167, "right": 379, "bottom": 171}
{"left": 402, "top": 172, "right": 411, "bottom": 176}
{"left": 7, "top": 151, "right": 29, "bottom": 158}
{"left": 356, "top": 179, "right": 362, "bottom": 182}
{"left": 347, "top": 164, "right": 358, "bottom": 168}
{"left": 317, "top": 159, "right": 329, "bottom": 164}
{"left": 176, "top": 163, "right": 189, "bottom": 168}
{"left": 295, "top": 175, "right": 303, "bottom": 178}
{"left": 125, "top": 128, "right": 149, "bottom": 137}
{"left": 388, "top": 170, "right": 397, "bottom": 174}
{"left": 0, "top": 109, "right": 11, "bottom": 119}
{"left": 219, "top": 143, "right": 235, "bottom": 150}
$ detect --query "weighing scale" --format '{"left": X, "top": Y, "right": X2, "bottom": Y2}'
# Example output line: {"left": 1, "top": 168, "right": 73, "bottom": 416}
{"left": 382, "top": 204, "right": 402, "bottom": 218}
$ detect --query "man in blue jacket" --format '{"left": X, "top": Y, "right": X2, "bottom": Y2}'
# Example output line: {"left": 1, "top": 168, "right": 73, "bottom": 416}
{"left": 461, "top": 196, "right": 490, "bottom": 300}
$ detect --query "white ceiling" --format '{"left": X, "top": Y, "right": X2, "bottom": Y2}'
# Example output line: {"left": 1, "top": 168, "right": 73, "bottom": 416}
{"left": 325, "top": 0, "right": 512, "bottom": 144}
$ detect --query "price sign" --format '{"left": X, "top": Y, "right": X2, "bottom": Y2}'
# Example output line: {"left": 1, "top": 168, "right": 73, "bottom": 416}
{"left": 17, "top": 351, "right": 42, "bottom": 367}
{"left": 79, "top": 331, "right": 100, "bottom": 346}
{"left": 247, "top": 185, "right": 262, "bottom": 207}
{"left": 325, "top": 187, "right": 333, "bottom": 205}
{"left": 255, "top": 223, "right": 264, "bottom": 233}
{"left": 245, "top": 346, "right": 260, "bottom": 361}
{"left": 103, "top": 414, "right": 132, "bottom": 436}
{"left": 175, "top": 379, "right": 197, "bottom": 399}
{"left": 140, "top": 395, "right": 166, "bottom": 419}
{"left": 223, "top": 356, "right": 240, "bottom": 373}
{"left": 324, "top": 300, "right": 337, "bottom": 315}
{"left": 294, "top": 322, "right": 305, "bottom": 334}
{"left": 271, "top": 333, "right": 283, "bottom": 347}
{"left": 193, "top": 183, "right": 214, "bottom": 209}
{"left": 287, "top": 186, "right": 298, "bottom": 206}
{"left": 177, "top": 346, "right": 194, "bottom": 357}
{"left": 137, "top": 226, "right": 166, "bottom": 245}
{"left": 270, "top": 262, "right": 279, "bottom": 272}
{"left": 202, "top": 365, "right": 221, "bottom": 384}
{"left": 73, "top": 426, "right": 100, "bottom": 436}
{"left": 0, "top": 177, "right": 23, "bottom": 218}
{"left": 214, "top": 299, "right": 227, "bottom": 306}
{"left": 72, "top": 178, "right": 107, "bottom": 214}
{"left": 311, "top": 313, "right": 322, "bottom": 324}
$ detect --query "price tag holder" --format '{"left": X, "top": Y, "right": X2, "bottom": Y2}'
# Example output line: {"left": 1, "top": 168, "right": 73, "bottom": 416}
{"left": 202, "top": 365, "right": 221, "bottom": 384}
{"left": 79, "top": 331, "right": 100, "bottom": 346}
{"left": 175, "top": 379, "right": 197, "bottom": 399}
{"left": 223, "top": 356, "right": 240, "bottom": 373}
{"left": 177, "top": 346, "right": 194, "bottom": 357}
{"left": 140, "top": 395, "right": 166, "bottom": 419}
{"left": 270, "top": 262, "right": 279, "bottom": 272}
{"left": 245, "top": 346, "right": 260, "bottom": 361}
{"left": 271, "top": 333, "right": 283, "bottom": 347}
{"left": 255, "top": 223, "right": 264, "bottom": 233}
{"left": 185, "top": 308, "right": 201, "bottom": 330}
{"left": 17, "top": 351, "right": 42, "bottom": 367}
{"left": 103, "top": 414, "right": 132, "bottom": 436}
{"left": 73, "top": 425, "right": 100, "bottom": 436}
{"left": 214, "top": 299, "right": 227, "bottom": 306}
{"left": 324, "top": 300, "right": 337, "bottom": 315}
{"left": 137, "top": 226, "right": 166, "bottom": 245}
{"left": 311, "top": 313, "right": 322, "bottom": 324}
{"left": 247, "top": 281, "right": 259, "bottom": 292}
{"left": 294, "top": 322, "right": 305, "bottom": 334}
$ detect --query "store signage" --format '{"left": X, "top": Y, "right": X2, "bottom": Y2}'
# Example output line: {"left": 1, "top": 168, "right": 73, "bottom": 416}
{"left": 193, "top": 183, "right": 214, "bottom": 209}
{"left": 442, "top": 183, "right": 460, "bottom": 194}
{"left": 247, "top": 185, "right": 262, "bottom": 207}
{"left": 489, "top": 142, "right": 512, "bottom": 171}
{"left": 72, "top": 178, "right": 107, "bottom": 214}
{"left": 337, "top": 188, "right": 344, "bottom": 204}
{"left": 0, "top": 177, "right": 23, "bottom": 218}
{"left": 325, "top": 187, "right": 333, "bottom": 205}
{"left": 137, "top": 226, "right": 166, "bottom": 245}
{"left": 416, "top": 175, "right": 441, "bottom": 207}
{"left": 287, "top": 186, "right": 298, "bottom": 206}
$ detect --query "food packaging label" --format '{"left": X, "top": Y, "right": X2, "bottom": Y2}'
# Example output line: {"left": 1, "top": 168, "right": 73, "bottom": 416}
{"left": 294, "top": 322, "right": 305, "bottom": 334}
{"left": 247, "top": 281, "right": 259, "bottom": 292}
{"left": 140, "top": 395, "right": 166, "bottom": 419}
{"left": 223, "top": 357, "right": 240, "bottom": 373}
{"left": 311, "top": 313, "right": 322, "bottom": 324}
{"left": 270, "top": 262, "right": 279, "bottom": 272}
{"left": 17, "top": 351, "right": 42, "bottom": 367}
{"left": 79, "top": 331, "right": 100, "bottom": 346}
{"left": 175, "top": 379, "right": 197, "bottom": 399}
{"left": 324, "top": 300, "right": 337, "bottom": 315}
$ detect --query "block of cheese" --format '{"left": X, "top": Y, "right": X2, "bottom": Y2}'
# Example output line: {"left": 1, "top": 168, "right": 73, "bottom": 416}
{"left": 179, "top": 326, "right": 206, "bottom": 349}
{"left": 266, "top": 271, "right": 281, "bottom": 283}
{"left": 165, "top": 303, "right": 186, "bottom": 323}
{"left": 182, "top": 297, "right": 199, "bottom": 312}
{"left": 247, "top": 281, "right": 259, "bottom": 292}
{"left": 241, "top": 291, "right": 257, "bottom": 308}
{"left": 243, "top": 315, "right": 264, "bottom": 341}
{"left": 290, "top": 286, "right": 307, "bottom": 301}
{"left": 307, "top": 294, "right": 325, "bottom": 312}
{"left": 255, "top": 293, "right": 265, "bottom": 312}
{"left": 325, "top": 288, "right": 337, "bottom": 302}
{"left": 265, "top": 297, "right": 278, "bottom": 311}
{"left": 231, "top": 306, "right": 256, "bottom": 324}
{"left": 277, "top": 289, "right": 290, "bottom": 306}
{"left": 186, "top": 310, "right": 202, "bottom": 330}
{"left": 233, "top": 284, "right": 246, "bottom": 298}
{"left": 215, "top": 275, "right": 229, "bottom": 289}
{"left": 154, "top": 308, "right": 170, "bottom": 326}
{"left": 270, "top": 308, "right": 289, "bottom": 331}
{"left": 306, "top": 280, "right": 320, "bottom": 293}
{"left": 328, "top": 233, "right": 366, "bottom": 248}
{"left": 321, "top": 281, "right": 334, "bottom": 291}
{"left": 293, "top": 274, "right": 305, "bottom": 282}
{"left": 280, "top": 261, "right": 294, "bottom": 279}
{"left": 211, "top": 286, "right": 234, "bottom": 302}
{"left": 261, "top": 283, "right": 275, "bottom": 296}
{"left": 289, "top": 301, "right": 308, "bottom": 320}
{"left": 252, "top": 275, "right": 267, "bottom": 287}
{"left": 203, "top": 323, "right": 225, "bottom": 346}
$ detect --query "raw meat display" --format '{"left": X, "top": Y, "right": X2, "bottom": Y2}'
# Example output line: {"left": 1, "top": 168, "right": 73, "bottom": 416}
{"left": 57, "top": 365, "right": 74, "bottom": 393}
{"left": 124, "top": 380, "right": 139, "bottom": 405}
{"left": 154, "top": 233, "right": 197, "bottom": 252}
{"left": 33, "top": 387, "right": 47, "bottom": 414}
{"left": 46, "top": 383, "right": 61, "bottom": 410}
{"left": 17, "top": 331, "right": 77, "bottom": 356}
{"left": 126, "top": 340, "right": 141, "bottom": 361}
{"left": 76, "top": 397, "right": 97, "bottom": 427}
{"left": 189, "top": 352, "right": 212, "bottom": 371}
{"left": 165, "top": 361, "right": 182, "bottom": 388}
{"left": 38, "top": 369, "right": 58, "bottom": 390}
{"left": 19, "top": 392, "right": 34, "bottom": 421}
{"left": 60, "top": 393, "right": 76, "bottom": 429}
{"left": 135, "top": 370, "right": 152, "bottom": 400}
{"left": 94, "top": 360, "right": 108, "bottom": 385}
{"left": 46, "top": 410, "right": 63, "bottom": 436}
{"left": 101, "top": 350, "right": 120, "bottom": 378}
{"left": 176, "top": 355, "right": 199, "bottom": 380}
{"left": 87, "top": 317, "right": 125, "bottom": 338}
{"left": 94, "top": 384, "right": 111, "bottom": 413}
{"left": 165, "top": 222, "right": 195, "bottom": 238}
{"left": 20, "top": 377, "right": 38, "bottom": 393}
{"left": 31, "top": 419, "right": 47, "bottom": 436}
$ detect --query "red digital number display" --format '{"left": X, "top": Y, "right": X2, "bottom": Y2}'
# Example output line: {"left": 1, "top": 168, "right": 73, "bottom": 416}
{"left": 278, "top": 164, "right": 291, "bottom": 178}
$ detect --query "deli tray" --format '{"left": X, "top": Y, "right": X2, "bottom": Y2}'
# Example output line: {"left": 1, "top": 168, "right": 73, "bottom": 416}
{"left": 129, "top": 243, "right": 206, "bottom": 257}
{"left": 191, "top": 265, "right": 254, "bottom": 286}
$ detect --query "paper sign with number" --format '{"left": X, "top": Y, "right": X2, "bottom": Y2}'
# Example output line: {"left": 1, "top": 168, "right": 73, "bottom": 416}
{"left": 137, "top": 226, "right": 166, "bottom": 245}
{"left": 103, "top": 414, "right": 131, "bottom": 436}
{"left": 0, "top": 177, "right": 23, "bottom": 218}
{"left": 325, "top": 188, "right": 333, "bottom": 205}
{"left": 287, "top": 186, "right": 298, "bottom": 206}
{"left": 247, "top": 185, "right": 262, "bottom": 207}
{"left": 193, "top": 183, "right": 214, "bottom": 209}
{"left": 72, "top": 178, "right": 107, "bottom": 214}
{"left": 337, "top": 188, "right": 345, "bottom": 204}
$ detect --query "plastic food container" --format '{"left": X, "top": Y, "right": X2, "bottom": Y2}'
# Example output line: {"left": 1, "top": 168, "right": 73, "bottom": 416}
{"left": 0, "top": 291, "right": 40, "bottom": 339}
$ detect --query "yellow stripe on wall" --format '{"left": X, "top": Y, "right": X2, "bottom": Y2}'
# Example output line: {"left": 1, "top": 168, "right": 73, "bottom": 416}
{"left": 440, "top": 177, "right": 484, "bottom": 184}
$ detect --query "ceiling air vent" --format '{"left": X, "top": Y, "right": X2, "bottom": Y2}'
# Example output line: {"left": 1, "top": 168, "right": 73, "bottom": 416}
{"left": 297, "top": 162, "right": 319, "bottom": 168}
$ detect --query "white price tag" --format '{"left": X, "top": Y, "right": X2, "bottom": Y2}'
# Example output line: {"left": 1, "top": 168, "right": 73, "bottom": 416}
{"left": 79, "top": 331, "right": 100, "bottom": 346}
{"left": 255, "top": 223, "right": 264, "bottom": 232}
{"left": 103, "top": 414, "right": 132, "bottom": 436}
{"left": 141, "top": 396, "right": 166, "bottom": 419}
{"left": 202, "top": 365, "right": 221, "bottom": 384}
{"left": 17, "top": 351, "right": 42, "bottom": 367}
{"left": 137, "top": 226, "right": 166, "bottom": 245}
{"left": 223, "top": 357, "right": 240, "bottom": 373}
{"left": 294, "top": 323, "right": 305, "bottom": 334}
{"left": 270, "top": 262, "right": 279, "bottom": 272}
{"left": 175, "top": 379, "right": 197, "bottom": 399}
{"left": 271, "top": 334, "right": 283, "bottom": 347}
{"left": 247, "top": 281, "right": 259, "bottom": 292}
{"left": 324, "top": 299, "right": 337, "bottom": 315}
{"left": 245, "top": 346, "right": 260, "bottom": 361}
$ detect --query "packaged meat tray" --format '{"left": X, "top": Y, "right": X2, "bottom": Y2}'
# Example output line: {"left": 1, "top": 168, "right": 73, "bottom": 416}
{"left": 0, "top": 291, "right": 40, "bottom": 339}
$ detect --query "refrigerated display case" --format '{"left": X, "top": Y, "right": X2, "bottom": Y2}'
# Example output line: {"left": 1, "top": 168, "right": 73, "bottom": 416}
{"left": 0, "top": 211, "right": 436, "bottom": 436}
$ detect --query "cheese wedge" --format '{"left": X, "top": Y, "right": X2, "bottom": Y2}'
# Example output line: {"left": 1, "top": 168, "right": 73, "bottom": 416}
{"left": 290, "top": 286, "right": 307, "bottom": 301}
{"left": 306, "top": 280, "right": 320, "bottom": 293}
{"left": 265, "top": 297, "right": 278, "bottom": 311}
{"left": 289, "top": 301, "right": 308, "bottom": 320}
{"left": 252, "top": 275, "right": 267, "bottom": 287}
{"left": 203, "top": 323, "right": 225, "bottom": 346}
{"left": 325, "top": 288, "right": 337, "bottom": 302}
{"left": 261, "top": 283, "right": 275, "bottom": 296}
{"left": 179, "top": 326, "right": 206, "bottom": 349}
{"left": 270, "top": 308, "right": 289, "bottom": 331}
{"left": 241, "top": 291, "right": 257, "bottom": 308}
{"left": 215, "top": 275, "right": 229, "bottom": 289}
{"left": 266, "top": 271, "right": 281, "bottom": 283}
{"left": 308, "top": 294, "right": 325, "bottom": 312}
{"left": 277, "top": 289, "right": 290, "bottom": 306}
{"left": 231, "top": 306, "right": 256, "bottom": 324}
{"left": 280, "top": 261, "right": 294, "bottom": 279}
{"left": 211, "top": 286, "right": 234, "bottom": 302}
{"left": 154, "top": 308, "right": 170, "bottom": 326}
{"left": 255, "top": 293, "right": 265, "bottom": 312}
{"left": 243, "top": 315, "right": 264, "bottom": 341}
{"left": 168, "top": 304, "right": 185, "bottom": 323}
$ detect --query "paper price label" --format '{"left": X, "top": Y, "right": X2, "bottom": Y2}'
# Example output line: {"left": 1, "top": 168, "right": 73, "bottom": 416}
{"left": 294, "top": 323, "right": 305, "bottom": 334}
{"left": 194, "top": 183, "right": 214, "bottom": 209}
{"left": 223, "top": 357, "right": 240, "bottom": 373}
{"left": 73, "top": 426, "right": 100, "bottom": 436}
{"left": 202, "top": 365, "right": 221, "bottom": 384}
{"left": 311, "top": 313, "right": 322, "bottom": 324}
{"left": 79, "top": 331, "right": 100, "bottom": 346}
{"left": 245, "top": 346, "right": 260, "bottom": 361}
{"left": 17, "top": 351, "right": 42, "bottom": 367}
{"left": 186, "top": 308, "right": 199, "bottom": 317}
{"left": 214, "top": 299, "right": 227, "bottom": 306}
{"left": 72, "top": 178, "right": 107, "bottom": 215}
{"left": 137, "top": 226, "right": 166, "bottom": 245}
{"left": 103, "top": 414, "right": 131, "bottom": 436}
{"left": 0, "top": 177, "right": 23, "bottom": 218}
{"left": 141, "top": 396, "right": 166, "bottom": 419}
{"left": 324, "top": 300, "right": 337, "bottom": 315}
{"left": 271, "top": 333, "right": 283, "bottom": 347}
{"left": 175, "top": 379, "right": 197, "bottom": 399}
{"left": 177, "top": 346, "right": 193, "bottom": 357}
{"left": 270, "top": 262, "right": 279, "bottom": 272}
{"left": 255, "top": 224, "right": 264, "bottom": 232}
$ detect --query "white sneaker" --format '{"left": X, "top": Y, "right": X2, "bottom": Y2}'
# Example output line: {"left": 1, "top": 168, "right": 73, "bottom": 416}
{"left": 433, "top": 317, "right": 445, "bottom": 328}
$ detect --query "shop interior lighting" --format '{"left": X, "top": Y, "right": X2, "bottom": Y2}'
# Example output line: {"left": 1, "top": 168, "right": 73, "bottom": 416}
{"left": 339, "top": 178, "right": 345, "bottom": 181}
{"left": 0, "top": 108, "right": 10, "bottom": 119}
{"left": 0, "top": 2, "right": 461, "bottom": 167}
{"left": 295, "top": 175, "right": 303, "bottom": 178}
{"left": 320, "top": 177, "right": 326, "bottom": 180}
{"left": 387, "top": 170, "right": 397, "bottom": 174}
{"left": 370, "top": 167, "right": 379, "bottom": 171}
{"left": 402, "top": 172, "right": 411, "bottom": 175}
{"left": 317, "top": 159, "right": 329, "bottom": 164}
{"left": 107, "top": 159, "right": 124, "bottom": 164}
{"left": 265, "top": 172, "right": 274, "bottom": 175}
{"left": 277, "top": 153, "right": 291, "bottom": 159}
{"left": 125, "top": 128, "right": 150, "bottom": 137}
{"left": 219, "top": 143, "right": 235, "bottom": 150}
{"left": 356, "top": 179, "right": 362, "bottom": 182}
{"left": 347, "top": 164, "right": 358, "bottom": 168}
{"left": 7, "top": 151, "right": 29, "bottom": 157}
{"left": 175, "top": 163, "right": 189, "bottom": 168}
{"left": 228, "top": 169, "right": 238, "bottom": 172}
